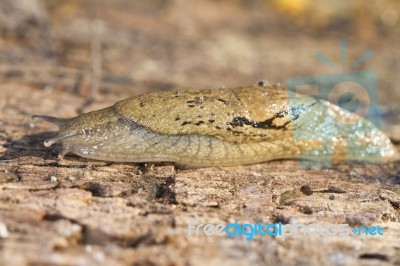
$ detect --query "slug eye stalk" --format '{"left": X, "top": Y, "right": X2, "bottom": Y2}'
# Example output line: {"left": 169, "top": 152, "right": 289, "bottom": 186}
{"left": 33, "top": 115, "right": 78, "bottom": 147}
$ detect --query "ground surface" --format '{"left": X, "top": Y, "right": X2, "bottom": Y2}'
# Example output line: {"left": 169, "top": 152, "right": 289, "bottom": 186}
{"left": 0, "top": 0, "right": 400, "bottom": 265}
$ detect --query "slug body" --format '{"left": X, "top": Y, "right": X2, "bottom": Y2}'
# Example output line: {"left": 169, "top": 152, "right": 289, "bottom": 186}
{"left": 34, "top": 86, "right": 399, "bottom": 166}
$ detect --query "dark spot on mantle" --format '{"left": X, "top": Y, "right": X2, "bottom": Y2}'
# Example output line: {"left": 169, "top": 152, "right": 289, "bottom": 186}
{"left": 232, "top": 131, "right": 242, "bottom": 136}
{"left": 227, "top": 111, "right": 291, "bottom": 130}
{"left": 359, "top": 253, "right": 388, "bottom": 261}
{"left": 218, "top": 98, "right": 227, "bottom": 104}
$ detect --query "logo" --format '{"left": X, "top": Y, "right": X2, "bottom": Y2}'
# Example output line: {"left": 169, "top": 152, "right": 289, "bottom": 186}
{"left": 286, "top": 39, "right": 382, "bottom": 168}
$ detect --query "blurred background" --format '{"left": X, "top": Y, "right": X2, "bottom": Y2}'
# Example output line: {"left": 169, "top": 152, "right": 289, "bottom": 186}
{"left": 1, "top": 0, "right": 400, "bottom": 108}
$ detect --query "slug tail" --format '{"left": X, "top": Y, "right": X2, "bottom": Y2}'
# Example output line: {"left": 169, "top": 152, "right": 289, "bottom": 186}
{"left": 32, "top": 115, "right": 68, "bottom": 127}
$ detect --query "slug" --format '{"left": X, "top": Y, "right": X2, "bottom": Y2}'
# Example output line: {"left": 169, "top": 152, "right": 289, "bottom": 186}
{"left": 33, "top": 85, "right": 399, "bottom": 166}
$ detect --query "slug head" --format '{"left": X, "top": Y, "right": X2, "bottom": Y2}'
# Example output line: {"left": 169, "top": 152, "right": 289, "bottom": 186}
{"left": 33, "top": 107, "right": 120, "bottom": 158}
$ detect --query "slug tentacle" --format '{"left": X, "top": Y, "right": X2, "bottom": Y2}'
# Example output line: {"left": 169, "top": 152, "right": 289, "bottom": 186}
{"left": 32, "top": 115, "right": 80, "bottom": 148}
{"left": 34, "top": 85, "right": 400, "bottom": 166}
{"left": 32, "top": 115, "right": 69, "bottom": 127}
{"left": 43, "top": 131, "right": 79, "bottom": 147}
{"left": 58, "top": 143, "right": 73, "bottom": 159}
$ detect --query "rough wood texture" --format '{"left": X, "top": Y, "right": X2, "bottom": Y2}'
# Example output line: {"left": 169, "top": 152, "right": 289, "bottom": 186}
{"left": 1, "top": 1, "right": 400, "bottom": 265}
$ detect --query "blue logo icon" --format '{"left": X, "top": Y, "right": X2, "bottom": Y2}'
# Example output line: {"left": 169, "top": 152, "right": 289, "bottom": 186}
{"left": 286, "top": 39, "right": 382, "bottom": 168}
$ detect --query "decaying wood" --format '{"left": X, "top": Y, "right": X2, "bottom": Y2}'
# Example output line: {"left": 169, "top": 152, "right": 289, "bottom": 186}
{"left": 1, "top": 1, "right": 400, "bottom": 265}
{"left": 2, "top": 81, "right": 400, "bottom": 266}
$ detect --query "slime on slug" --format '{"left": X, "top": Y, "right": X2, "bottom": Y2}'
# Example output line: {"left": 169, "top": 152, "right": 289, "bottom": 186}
{"left": 33, "top": 85, "right": 399, "bottom": 166}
